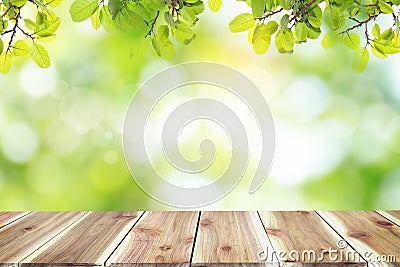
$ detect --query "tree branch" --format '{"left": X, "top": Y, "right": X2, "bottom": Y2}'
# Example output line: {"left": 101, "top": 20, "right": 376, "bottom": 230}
{"left": 6, "top": 9, "right": 21, "bottom": 53}
{"left": 290, "top": 0, "right": 318, "bottom": 22}
{"left": 145, "top": 11, "right": 160, "bottom": 37}
{"left": 256, "top": 8, "right": 283, "bottom": 21}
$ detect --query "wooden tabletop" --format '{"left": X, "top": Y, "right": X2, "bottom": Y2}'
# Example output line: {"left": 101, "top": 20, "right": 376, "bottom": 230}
{"left": 0, "top": 211, "right": 399, "bottom": 266}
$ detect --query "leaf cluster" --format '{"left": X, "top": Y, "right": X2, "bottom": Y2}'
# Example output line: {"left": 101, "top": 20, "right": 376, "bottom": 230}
{"left": 229, "top": 0, "right": 400, "bottom": 73}
{"left": 0, "top": 0, "right": 60, "bottom": 73}
{"left": 69, "top": 0, "right": 204, "bottom": 60}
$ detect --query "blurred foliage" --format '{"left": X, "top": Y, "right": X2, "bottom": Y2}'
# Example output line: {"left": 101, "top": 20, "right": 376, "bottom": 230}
{"left": 0, "top": 0, "right": 399, "bottom": 210}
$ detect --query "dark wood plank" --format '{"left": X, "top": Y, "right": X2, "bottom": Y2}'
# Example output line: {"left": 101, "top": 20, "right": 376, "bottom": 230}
{"left": 107, "top": 211, "right": 199, "bottom": 267}
{"left": 259, "top": 211, "right": 366, "bottom": 266}
{"left": 22, "top": 211, "right": 143, "bottom": 266}
{"left": 191, "top": 211, "right": 274, "bottom": 266}
{"left": 318, "top": 210, "right": 400, "bottom": 266}
{"left": 0, "top": 212, "right": 86, "bottom": 266}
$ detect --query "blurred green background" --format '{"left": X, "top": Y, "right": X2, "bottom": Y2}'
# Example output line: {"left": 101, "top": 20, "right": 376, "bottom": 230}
{"left": 1, "top": 0, "right": 400, "bottom": 210}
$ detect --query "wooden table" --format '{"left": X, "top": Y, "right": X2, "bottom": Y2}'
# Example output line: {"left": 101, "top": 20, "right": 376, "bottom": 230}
{"left": 0, "top": 211, "right": 398, "bottom": 266}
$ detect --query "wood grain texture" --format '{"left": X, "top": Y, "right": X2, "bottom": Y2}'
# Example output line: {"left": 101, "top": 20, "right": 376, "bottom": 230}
{"left": 107, "top": 211, "right": 199, "bottom": 267}
{"left": 0, "top": 212, "right": 30, "bottom": 229}
{"left": 191, "top": 211, "right": 274, "bottom": 267}
{"left": 318, "top": 210, "right": 400, "bottom": 266}
{"left": 376, "top": 210, "right": 400, "bottom": 226}
{"left": 0, "top": 212, "right": 86, "bottom": 266}
{"left": 258, "top": 211, "right": 366, "bottom": 266}
{"left": 22, "top": 211, "right": 143, "bottom": 267}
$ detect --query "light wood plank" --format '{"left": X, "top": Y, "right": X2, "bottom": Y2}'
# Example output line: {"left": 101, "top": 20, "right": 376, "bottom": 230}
{"left": 191, "top": 211, "right": 275, "bottom": 267}
{"left": 0, "top": 212, "right": 30, "bottom": 229}
{"left": 259, "top": 211, "right": 366, "bottom": 266}
{"left": 0, "top": 211, "right": 86, "bottom": 266}
{"left": 107, "top": 211, "right": 199, "bottom": 267}
{"left": 22, "top": 211, "right": 143, "bottom": 267}
{"left": 318, "top": 210, "right": 400, "bottom": 266}
{"left": 376, "top": 210, "right": 400, "bottom": 226}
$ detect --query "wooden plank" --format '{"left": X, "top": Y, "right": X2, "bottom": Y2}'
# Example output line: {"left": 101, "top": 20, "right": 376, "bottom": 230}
{"left": 22, "top": 211, "right": 143, "bottom": 267}
{"left": 191, "top": 211, "right": 274, "bottom": 267}
{"left": 258, "top": 211, "right": 366, "bottom": 266}
{"left": 0, "top": 211, "right": 86, "bottom": 266}
{"left": 376, "top": 210, "right": 400, "bottom": 226}
{"left": 107, "top": 211, "right": 199, "bottom": 267}
{"left": 0, "top": 212, "right": 30, "bottom": 229}
{"left": 318, "top": 210, "right": 400, "bottom": 266}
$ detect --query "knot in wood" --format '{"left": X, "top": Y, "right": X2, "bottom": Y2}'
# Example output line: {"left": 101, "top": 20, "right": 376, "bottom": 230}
{"left": 222, "top": 245, "right": 232, "bottom": 252}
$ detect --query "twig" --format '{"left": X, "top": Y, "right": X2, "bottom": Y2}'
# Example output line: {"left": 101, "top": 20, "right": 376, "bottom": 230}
{"left": 340, "top": 14, "right": 379, "bottom": 34}
{"left": 2, "top": 5, "right": 13, "bottom": 17}
{"left": 6, "top": 9, "right": 21, "bottom": 53}
{"left": 290, "top": 0, "right": 318, "bottom": 22}
{"left": 256, "top": 8, "right": 283, "bottom": 22}
{"left": 145, "top": 11, "right": 160, "bottom": 37}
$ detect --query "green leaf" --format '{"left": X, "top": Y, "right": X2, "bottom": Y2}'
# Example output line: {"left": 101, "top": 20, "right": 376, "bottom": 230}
{"left": 191, "top": 1, "right": 205, "bottom": 15}
{"left": 371, "top": 45, "right": 387, "bottom": 58}
{"left": 229, "top": 13, "right": 255, "bottom": 33}
{"left": 208, "top": 0, "right": 222, "bottom": 12}
{"left": 91, "top": 7, "right": 101, "bottom": 30}
{"left": 392, "top": 33, "right": 400, "bottom": 47}
{"left": 295, "top": 22, "right": 308, "bottom": 42}
{"left": 307, "top": 26, "right": 321, "bottom": 39}
{"left": 127, "top": 2, "right": 151, "bottom": 21}
{"left": 0, "top": 19, "right": 8, "bottom": 32}
{"left": 36, "top": 12, "right": 47, "bottom": 26}
{"left": 180, "top": 7, "right": 197, "bottom": 25}
{"left": 13, "top": 40, "right": 29, "bottom": 56}
{"left": 343, "top": 33, "right": 360, "bottom": 50}
{"left": 321, "top": 31, "right": 339, "bottom": 48}
{"left": 378, "top": 1, "right": 393, "bottom": 14}
{"left": 172, "top": 21, "right": 194, "bottom": 43}
{"left": 108, "top": 0, "right": 123, "bottom": 18}
{"left": 308, "top": 16, "right": 321, "bottom": 28}
{"left": 373, "top": 41, "right": 400, "bottom": 54}
{"left": 30, "top": 43, "right": 50, "bottom": 68}
{"left": 159, "top": 43, "right": 176, "bottom": 60}
{"left": 252, "top": 0, "right": 267, "bottom": 17}
{"left": 25, "top": 19, "right": 37, "bottom": 31}
{"left": 352, "top": 46, "right": 369, "bottom": 73}
{"left": 381, "top": 28, "right": 394, "bottom": 40}
{"left": 280, "top": 14, "right": 289, "bottom": 29}
{"left": 38, "top": 35, "right": 56, "bottom": 42}
{"left": 35, "top": 18, "right": 61, "bottom": 37}
{"left": 324, "top": 5, "right": 341, "bottom": 30}
{"left": 264, "top": 20, "right": 278, "bottom": 35}
{"left": 0, "top": 40, "right": 3, "bottom": 55}
{"left": 0, "top": 53, "right": 12, "bottom": 74}
{"left": 275, "top": 29, "right": 293, "bottom": 52}
{"left": 248, "top": 25, "right": 256, "bottom": 44}
{"left": 10, "top": 0, "right": 27, "bottom": 7}
{"left": 100, "top": 6, "right": 115, "bottom": 32}
{"left": 372, "top": 23, "right": 380, "bottom": 39}
{"left": 151, "top": 38, "right": 161, "bottom": 56}
{"left": 69, "top": 0, "right": 99, "bottom": 22}
{"left": 46, "top": 0, "right": 62, "bottom": 7}
{"left": 164, "top": 11, "right": 175, "bottom": 26}
{"left": 252, "top": 24, "right": 271, "bottom": 54}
